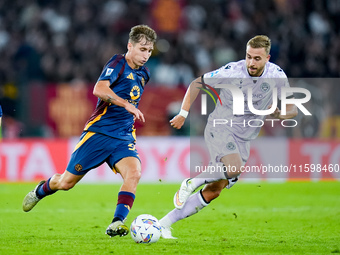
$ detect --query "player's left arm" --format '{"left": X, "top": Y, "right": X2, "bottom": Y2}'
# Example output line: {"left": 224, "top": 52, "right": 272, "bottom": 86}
{"left": 270, "top": 104, "right": 298, "bottom": 120}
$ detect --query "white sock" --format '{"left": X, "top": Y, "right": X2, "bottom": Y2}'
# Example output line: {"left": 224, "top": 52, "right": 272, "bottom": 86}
{"left": 159, "top": 214, "right": 173, "bottom": 228}
{"left": 160, "top": 190, "right": 209, "bottom": 226}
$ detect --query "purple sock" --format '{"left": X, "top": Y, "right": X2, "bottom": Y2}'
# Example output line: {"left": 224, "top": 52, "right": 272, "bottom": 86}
{"left": 36, "top": 178, "right": 56, "bottom": 199}
{"left": 112, "top": 191, "right": 135, "bottom": 222}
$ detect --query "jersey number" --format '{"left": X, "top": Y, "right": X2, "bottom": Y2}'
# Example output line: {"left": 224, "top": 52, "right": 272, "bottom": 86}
{"left": 128, "top": 143, "right": 136, "bottom": 151}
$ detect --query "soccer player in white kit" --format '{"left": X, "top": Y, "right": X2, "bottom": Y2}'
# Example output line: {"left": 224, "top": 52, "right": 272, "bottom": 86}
{"left": 160, "top": 35, "right": 298, "bottom": 238}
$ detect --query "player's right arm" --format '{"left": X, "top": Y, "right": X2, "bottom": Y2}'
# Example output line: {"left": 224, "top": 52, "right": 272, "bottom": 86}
{"left": 170, "top": 77, "right": 202, "bottom": 129}
{"left": 93, "top": 80, "right": 145, "bottom": 122}
{"left": 170, "top": 63, "right": 230, "bottom": 129}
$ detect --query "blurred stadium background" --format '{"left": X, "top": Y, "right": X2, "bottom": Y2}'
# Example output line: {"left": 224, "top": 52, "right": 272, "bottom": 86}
{"left": 0, "top": 0, "right": 339, "bottom": 183}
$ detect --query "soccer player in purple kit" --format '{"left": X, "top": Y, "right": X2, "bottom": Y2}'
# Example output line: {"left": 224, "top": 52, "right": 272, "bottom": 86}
{"left": 159, "top": 35, "right": 298, "bottom": 238}
{"left": 23, "top": 25, "right": 157, "bottom": 238}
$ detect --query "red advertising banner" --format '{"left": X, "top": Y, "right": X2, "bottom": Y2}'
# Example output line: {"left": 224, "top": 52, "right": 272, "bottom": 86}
{"left": 0, "top": 139, "right": 69, "bottom": 182}
{"left": 0, "top": 138, "right": 339, "bottom": 182}
{"left": 288, "top": 139, "right": 340, "bottom": 180}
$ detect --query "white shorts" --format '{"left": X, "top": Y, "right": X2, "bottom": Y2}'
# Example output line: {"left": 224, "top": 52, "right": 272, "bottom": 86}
{"left": 204, "top": 125, "right": 250, "bottom": 189}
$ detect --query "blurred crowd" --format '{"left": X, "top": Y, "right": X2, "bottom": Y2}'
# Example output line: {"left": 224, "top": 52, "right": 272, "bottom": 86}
{"left": 0, "top": 0, "right": 340, "bottom": 138}
{"left": 1, "top": 0, "right": 340, "bottom": 84}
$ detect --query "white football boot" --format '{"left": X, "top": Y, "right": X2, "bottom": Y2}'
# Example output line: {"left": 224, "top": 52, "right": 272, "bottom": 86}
{"left": 106, "top": 220, "right": 129, "bottom": 237}
{"left": 161, "top": 225, "right": 177, "bottom": 239}
{"left": 173, "top": 178, "right": 195, "bottom": 209}
{"left": 22, "top": 180, "right": 46, "bottom": 212}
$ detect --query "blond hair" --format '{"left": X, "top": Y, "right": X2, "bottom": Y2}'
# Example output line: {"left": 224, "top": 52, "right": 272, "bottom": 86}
{"left": 129, "top": 25, "right": 157, "bottom": 44}
{"left": 247, "top": 35, "right": 271, "bottom": 55}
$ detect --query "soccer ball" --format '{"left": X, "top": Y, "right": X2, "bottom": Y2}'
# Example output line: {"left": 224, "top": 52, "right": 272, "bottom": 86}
{"left": 130, "top": 214, "right": 162, "bottom": 243}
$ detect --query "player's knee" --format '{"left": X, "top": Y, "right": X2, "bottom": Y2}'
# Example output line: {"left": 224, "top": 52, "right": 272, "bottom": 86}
{"left": 128, "top": 168, "right": 141, "bottom": 182}
{"left": 226, "top": 168, "right": 242, "bottom": 178}
{"left": 134, "top": 169, "right": 142, "bottom": 181}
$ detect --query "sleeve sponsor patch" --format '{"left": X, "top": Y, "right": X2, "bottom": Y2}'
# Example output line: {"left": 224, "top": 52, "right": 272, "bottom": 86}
{"left": 105, "top": 68, "right": 114, "bottom": 76}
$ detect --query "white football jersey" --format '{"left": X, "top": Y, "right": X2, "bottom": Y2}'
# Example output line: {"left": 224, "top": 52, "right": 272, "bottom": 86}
{"left": 202, "top": 60, "right": 292, "bottom": 141}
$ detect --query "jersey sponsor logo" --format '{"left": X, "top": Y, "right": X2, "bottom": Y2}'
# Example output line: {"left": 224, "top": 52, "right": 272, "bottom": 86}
{"left": 127, "top": 73, "right": 134, "bottom": 80}
{"left": 130, "top": 85, "right": 140, "bottom": 100}
{"left": 105, "top": 68, "right": 114, "bottom": 76}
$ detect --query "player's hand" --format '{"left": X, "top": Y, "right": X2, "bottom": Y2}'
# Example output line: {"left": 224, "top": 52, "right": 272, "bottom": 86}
{"left": 270, "top": 106, "right": 281, "bottom": 119}
{"left": 125, "top": 104, "right": 145, "bottom": 122}
{"left": 170, "top": 115, "right": 186, "bottom": 129}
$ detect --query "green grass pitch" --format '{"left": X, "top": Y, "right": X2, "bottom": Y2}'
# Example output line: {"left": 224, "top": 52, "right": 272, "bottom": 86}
{"left": 0, "top": 181, "right": 339, "bottom": 254}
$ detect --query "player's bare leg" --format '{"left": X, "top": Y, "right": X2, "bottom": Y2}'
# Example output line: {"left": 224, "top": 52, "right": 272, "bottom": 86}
{"left": 201, "top": 179, "right": 229, "bottom": 202}
{"left": 115, "top": 157, "right": 141, "bottom": 194}
{"left": 23, "top": 171, "right": 84, "bottom": 212}
{"left": 220, "top": 153, "right": 243, "bottom": 178}
{"left": 106, "top": 157, "right": 141, "bottom": 237}
{"left": 49, "top": 171, "right": 84, "bottom": 190}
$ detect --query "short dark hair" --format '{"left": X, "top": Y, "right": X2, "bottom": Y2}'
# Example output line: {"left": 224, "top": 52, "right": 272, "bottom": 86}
{"left": 247, "top": 35, "right": 271, "bottom": 55}
{"left": 129, "top": 25, "right": 157, "bottom": 44}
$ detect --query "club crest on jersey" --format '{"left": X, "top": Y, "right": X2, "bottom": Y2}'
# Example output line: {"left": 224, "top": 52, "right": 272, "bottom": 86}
{"left": 260, "top": 82, "right": 270, "bottom": 93}
{"left": 227, "top": 142, "right": 236, "bottom": 151}
{"left": 105, "top": 68, "right": 114, "bottom": 76}
{"left": 75, "top": 164, "right": 83, "bottom": 172}
{"left": 130, "top": 85, "right": 140, "bottom": 100}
